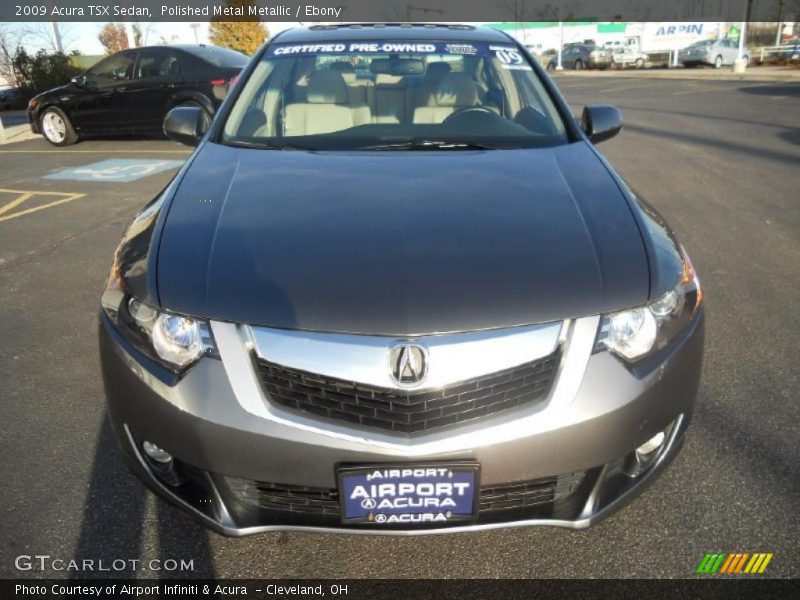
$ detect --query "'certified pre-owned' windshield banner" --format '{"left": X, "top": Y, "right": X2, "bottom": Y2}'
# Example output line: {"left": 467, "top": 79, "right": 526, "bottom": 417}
{"left": 3, "top": 0, "right": 781, "bottom": 22}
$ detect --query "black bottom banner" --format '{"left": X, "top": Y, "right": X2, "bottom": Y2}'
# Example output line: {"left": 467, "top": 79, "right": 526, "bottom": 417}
{"left": 3, "top": 579, "right": 798, "bottom": 600}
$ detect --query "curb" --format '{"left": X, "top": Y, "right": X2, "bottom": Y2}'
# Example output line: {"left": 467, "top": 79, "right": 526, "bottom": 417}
{"left": 0, "top": 112, "right": 37, "bottom": 145}
{"left": 0, "top": 124, "right": 37, "bottom": 145}
{"left": 551, "top": 67, "right": 800, "bottom": 83}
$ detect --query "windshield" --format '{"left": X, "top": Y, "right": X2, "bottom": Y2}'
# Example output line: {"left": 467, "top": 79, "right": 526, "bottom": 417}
{"left": 222, "top": 41, "right": 569, "bottom": 150}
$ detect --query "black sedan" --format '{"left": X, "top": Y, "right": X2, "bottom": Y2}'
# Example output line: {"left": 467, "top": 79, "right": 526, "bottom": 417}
{"left": 27, "top": 44, "right": 247, "bottom": 146}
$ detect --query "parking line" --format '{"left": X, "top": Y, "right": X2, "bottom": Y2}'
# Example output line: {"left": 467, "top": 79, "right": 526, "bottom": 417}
{"left": 0, "top": 149, "right": 190, "bottom": 154}
{"left": 0, "top": 188, "right": 86, "bottom": 223}
{"left": 597, "top": 82, "right": 666, "bottom": 93}
{"left": 0, "top": 192, "right": 34, "bottom": 216}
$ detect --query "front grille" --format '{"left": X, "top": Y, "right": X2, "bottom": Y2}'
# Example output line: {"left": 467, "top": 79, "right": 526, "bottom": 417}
{"left": 226, "top": 479, "right": 341, "bottom": 516}
{"left": 225, "top": 471, "right": 587, "bottom": 522}
{"left": 255, "top": 349, "right": 561, "bottom": 434}
{"left": 479, "top": 470, "right": 585, "bottom": 515}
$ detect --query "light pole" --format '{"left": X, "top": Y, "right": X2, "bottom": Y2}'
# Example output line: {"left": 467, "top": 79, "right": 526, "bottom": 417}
{"left": 733, "top": 0, "right": 748, "bottom": 72}
{"left": 51, "top": 22, "right": 64, "bottom": 54}
{"left": 775, "top": 0, "right": 786, "bottom": 47}
{"left": 737, "top": 1, "right": 747, "bottom": 60}
{"left": 190, "top": 23, "right": 201, "bottom": 44}
{"left": 556, "top": 21, "right": 563, "bottom": 70}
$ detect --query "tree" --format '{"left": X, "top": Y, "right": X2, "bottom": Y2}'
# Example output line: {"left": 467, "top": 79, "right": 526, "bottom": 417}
{"left": 13, "top": 49, "right": 82, "bottom": 95}
{"left": 209, "top": 0, "right": 268, "bottom": 55}
{"left": 98, "top": 23, "right": 128, "bottom": 54}
{"left": 0, "top": 25, "right": 23, "bottom": 85}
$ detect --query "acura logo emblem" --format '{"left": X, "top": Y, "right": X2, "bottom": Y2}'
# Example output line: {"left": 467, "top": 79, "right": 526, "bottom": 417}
{"left": 389, "top": 343, "right": 428, "bottom": 386}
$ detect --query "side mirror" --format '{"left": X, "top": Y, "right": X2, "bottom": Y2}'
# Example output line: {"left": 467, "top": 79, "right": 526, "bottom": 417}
{"left": 581, "top": 105, "right": 622, "bottom": 144}
{"left": 71, "top": 75, "right": 86, "bottom": 87}
{"left": 163, "top": 106, "right": 207, "bottom": 147}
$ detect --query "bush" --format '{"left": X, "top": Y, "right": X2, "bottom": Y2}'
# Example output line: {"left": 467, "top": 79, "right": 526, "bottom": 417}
{"left": 13, "top": 49, "right": 82, "bottom": 95}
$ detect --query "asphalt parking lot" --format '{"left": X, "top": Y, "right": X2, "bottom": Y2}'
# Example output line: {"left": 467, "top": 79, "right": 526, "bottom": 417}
{"left": 1, "top": 76, "right": 798, "bottom": 579}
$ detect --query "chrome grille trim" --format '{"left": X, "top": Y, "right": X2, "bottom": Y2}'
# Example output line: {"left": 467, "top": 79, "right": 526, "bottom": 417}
{"left": 248, "top": 321, "right": 563, "bottom": 391}
{"left": 211, "top": 316, "right": 599, "bottom": 453}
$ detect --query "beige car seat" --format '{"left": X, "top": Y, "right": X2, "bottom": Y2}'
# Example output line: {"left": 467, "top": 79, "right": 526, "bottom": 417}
{"left": 283, "top": 70, "right": 371, "bottom": 136}
{"left": 412, "top": 72, "right": 480, "bottom": 124}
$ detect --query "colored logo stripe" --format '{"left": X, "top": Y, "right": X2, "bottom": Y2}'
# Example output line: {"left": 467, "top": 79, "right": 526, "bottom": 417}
{"left": 697, "top": 553, "right": 773, "bottom": 574}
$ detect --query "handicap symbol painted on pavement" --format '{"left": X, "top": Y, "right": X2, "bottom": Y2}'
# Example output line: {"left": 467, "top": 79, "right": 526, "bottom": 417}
{"left": 44, "top": 159, "right": 185, "bottom": 183}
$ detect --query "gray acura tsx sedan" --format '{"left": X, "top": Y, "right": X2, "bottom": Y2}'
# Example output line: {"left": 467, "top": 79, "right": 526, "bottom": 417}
{"left": 99, "top": 24, "right": 704, "bottom": 535}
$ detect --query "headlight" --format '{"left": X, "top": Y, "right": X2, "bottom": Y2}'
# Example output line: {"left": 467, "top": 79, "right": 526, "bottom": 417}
{"left": 596, "top": 247, "right": 702, "bottom": 361}
{"left": 101, "top": 261, "right": 216, "bottom": 371}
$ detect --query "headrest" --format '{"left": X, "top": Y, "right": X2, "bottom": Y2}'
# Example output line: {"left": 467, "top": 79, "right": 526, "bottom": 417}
{"left": 424, "top": 62, "right": 451, "bottom": 82}
{"left": 307, "top": 70, "right": 348, "bottom": 104}
{"left": 435, "top": 72, "right": 479, "bottom": 107}
{"left": 375, "top": 73, "right": 404, "bottom": 85}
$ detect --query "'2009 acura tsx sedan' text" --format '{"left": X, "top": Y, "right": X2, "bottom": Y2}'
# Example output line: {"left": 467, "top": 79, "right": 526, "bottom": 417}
{"left": 99, "top": 24, "right": 704, "bottom": 535}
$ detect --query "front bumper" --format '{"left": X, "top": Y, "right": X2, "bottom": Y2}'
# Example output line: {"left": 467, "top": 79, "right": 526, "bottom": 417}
{"left": 99, "top": 311, "right": 704, "bottom": 535}
{"left": 27, "top": 108, "right": 39, "bottom": 133}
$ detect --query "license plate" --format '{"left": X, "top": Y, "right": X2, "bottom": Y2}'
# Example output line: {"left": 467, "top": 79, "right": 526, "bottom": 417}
{"left": 337, "top": 463, "right": 480, "bottom": 526}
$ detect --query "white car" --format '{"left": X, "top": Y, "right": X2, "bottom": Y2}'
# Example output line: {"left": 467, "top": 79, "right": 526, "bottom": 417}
{"left": 679, "top": 39, "right": 749, "bottom": 68}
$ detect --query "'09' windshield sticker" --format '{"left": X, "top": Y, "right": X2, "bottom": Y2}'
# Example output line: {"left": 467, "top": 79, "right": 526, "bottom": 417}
{"left": 494, "top": 48, "right": 533, "bottom": 70}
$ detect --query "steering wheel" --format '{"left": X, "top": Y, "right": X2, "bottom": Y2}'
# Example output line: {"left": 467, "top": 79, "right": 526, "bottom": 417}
{"left": 442, "top": 106, "right": 497, "bottom": 125}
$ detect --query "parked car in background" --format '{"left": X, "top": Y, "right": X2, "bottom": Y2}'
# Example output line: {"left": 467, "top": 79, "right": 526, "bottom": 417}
{"left": 606, "top": 43, "right": 648, "bottom": 69}
{"left": 0, "top": 87, "right": 30, "bottom": 111}
{"left": 679, "top": 38, "right": 749, "bottom": 68}
{"left": 27, "top": 44, "right": 248, "bottom": 146}
{"left": 547, "top": 43, "right": 612, "bottom": 70}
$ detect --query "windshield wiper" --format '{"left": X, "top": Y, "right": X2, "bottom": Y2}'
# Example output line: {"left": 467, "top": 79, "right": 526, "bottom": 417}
{"left": 225, "top": 139, "right": 315, "bottom": 151}
{"left": 356, "top": 140, "right": 500, "bottom": 151}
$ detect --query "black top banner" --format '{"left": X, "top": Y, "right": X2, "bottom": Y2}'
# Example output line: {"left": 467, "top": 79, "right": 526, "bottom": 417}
{"left": 1, "top": 0, "right": 791, "bottom": 23}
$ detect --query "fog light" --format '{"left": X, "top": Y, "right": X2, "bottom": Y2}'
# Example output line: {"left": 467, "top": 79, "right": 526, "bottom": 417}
{"left": 142, "top": 441, "right": 173, "bottom": 464}
{"left": 635, "top": 431, "right": 666, "bottom": 458}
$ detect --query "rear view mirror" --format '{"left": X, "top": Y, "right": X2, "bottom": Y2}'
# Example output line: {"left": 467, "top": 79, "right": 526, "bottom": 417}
{"left": 581, "top": 105, "right": 622, "bottom": 144}
{"left": 163, "top": 106, "right": 208, "bottom": 147}
{"left": 370, "top": 58, "right": 425, "bottom": 76}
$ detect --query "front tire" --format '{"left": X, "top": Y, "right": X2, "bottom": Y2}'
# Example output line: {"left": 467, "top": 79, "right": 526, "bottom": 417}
{"left": 635, "top": 58, "right": 645, "bottom": 69}
{"left": 39, "top": 107, "right": 78, "bottom": 146}
{"left": 714, "top": 55, "right": 723, "bottom": 69}
{"left": 574, "top": 59, "right": 584, "bottom": 71}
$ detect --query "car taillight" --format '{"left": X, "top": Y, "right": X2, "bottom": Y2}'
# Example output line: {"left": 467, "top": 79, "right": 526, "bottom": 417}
{"left": 211, "top": 75, "right": 239, "bottom": 88}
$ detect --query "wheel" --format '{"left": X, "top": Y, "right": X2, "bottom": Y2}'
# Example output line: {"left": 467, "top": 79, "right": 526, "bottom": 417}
{"left": 546, "top": 61, "right": 556, "bottom": 72}
{"left": 714, "top": 55, "right": 723, "bottom": 69}
{"left": 39, "top": 106, "right": 78, "bottom": 146}
{"left": 742, "top": 54, "right": 750, "bottom": 65}
{"left": 574, "top": 59, "right": 583, "bottom": 71}
{"left": 635, "top": 58, "right": 645, "bottom": 69}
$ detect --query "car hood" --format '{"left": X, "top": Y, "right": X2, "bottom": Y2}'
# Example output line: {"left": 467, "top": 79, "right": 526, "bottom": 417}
{"left": 156, "top": 141, "right": 649, "bottom": 335}
{"left": 34, "top": 84, "right": 71, "bottom": 101}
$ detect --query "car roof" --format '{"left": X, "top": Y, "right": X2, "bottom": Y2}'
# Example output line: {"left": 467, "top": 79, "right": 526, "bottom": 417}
{"left": 274, "top": 23, "right": 512, "bottom": 44}
{"left": 130, "top": 44, "right": 233, "bottom": 53}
